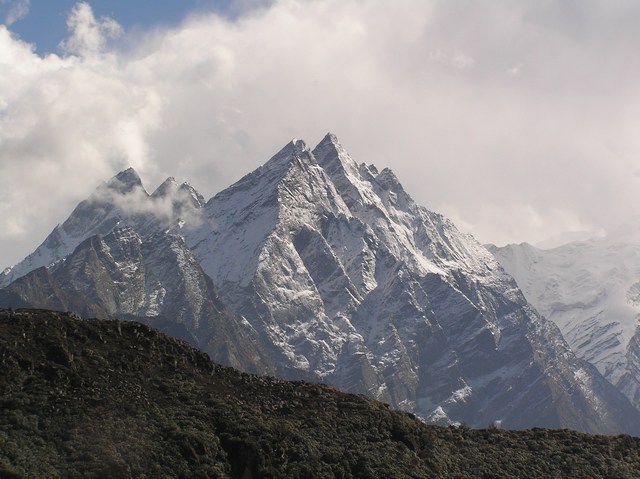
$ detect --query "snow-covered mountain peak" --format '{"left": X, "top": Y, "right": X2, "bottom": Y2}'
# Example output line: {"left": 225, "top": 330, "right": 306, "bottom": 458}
{"left": 265, "top": 138, "right": 309, "bottom": 165}
{"left": 150, "top": 177, "right": 205, "bottom": 211}
{"left": 291, "top": 138, "right": 308, "bottom": 155}
{"left": 375, "top": 167, "right": 401, "bottom": 191}
{"left": 273, "top": 138, "right": 313, "bottom": 166}
{"left": 311, "top": 134, "right": 387, "bottom": 218}
{"left": 0, "top": 166, "right": 207, "bottom": 287}
{"left": 104, "top": 167, "right": 146, "bottom": 195}
{"left": 226, "top": 138, "right": 314, "bottom": 191}
{"left": 321, "top": 131, "right": 340, "bottom": 144}
{"left": 313, "top": 132, "right": 358, "bottom": 174}
{"left": 310, "top": 134, "right": 410, "bottom": 218}
{"left": 178, "top": 183, "right": 206, "bottom": 209}
{"left": 206, "top": 138, "right": 313, "bottom": 208}
{"left": 182, "top": 136, "right": 640, "bottom": 433}
{"left": 151, "top": 177, "right": 179, "bottom": 198}
{"left": 314, "top": 132, "right": 343, "bottom": 155}
{"left": 187, "top": 137, "right": 354, "bottom": 291}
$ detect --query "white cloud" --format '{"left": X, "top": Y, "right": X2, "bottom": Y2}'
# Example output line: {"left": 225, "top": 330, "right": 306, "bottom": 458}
{"left": 2, "top": 0, "right": 640, "bottom": 268}
{"left": 0, "top": 6, "right": 159, "bottom": 267}
{"left": 59, "top": 2, "right": 122, "bottom": 56}
{"left": 2, "top": 0, "right": 29, "bottom": 26}
{"left": 90, "top": 178, "right": 203, "bottom": 228}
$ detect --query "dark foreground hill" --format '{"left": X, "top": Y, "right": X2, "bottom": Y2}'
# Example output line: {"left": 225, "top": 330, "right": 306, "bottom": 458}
{"left": 1, "top": 309, "right": 640, "bottom": 479}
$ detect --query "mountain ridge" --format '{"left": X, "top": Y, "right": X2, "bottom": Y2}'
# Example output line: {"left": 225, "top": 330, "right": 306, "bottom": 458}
{"left": 2, "top": 134, "right": 639, "bottom": 434}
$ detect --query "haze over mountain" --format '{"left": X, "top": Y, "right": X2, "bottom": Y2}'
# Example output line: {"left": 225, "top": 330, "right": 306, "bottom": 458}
{"left": 2, "top": 134, "right": 639, "bottom": 435}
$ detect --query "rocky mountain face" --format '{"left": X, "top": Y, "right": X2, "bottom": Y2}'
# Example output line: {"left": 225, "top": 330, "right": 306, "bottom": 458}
{"left": 0, "top": 227, "right": 273, "bottom": 375}
{"left": 5, "top": 309, "right": 640, "bottom": 478}
{"left": 488, "top": 226, "right": 640, "bottom": 410}
{"left": 2, "top": 134, "right": 640, "bottom": 434}
{"left": 0, "top": 169, "right": 204, "bottom": 288}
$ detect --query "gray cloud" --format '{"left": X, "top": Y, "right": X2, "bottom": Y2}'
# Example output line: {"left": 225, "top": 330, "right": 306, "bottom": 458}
{"left": 2, "top": 0, "right": 640, "bottom": 269}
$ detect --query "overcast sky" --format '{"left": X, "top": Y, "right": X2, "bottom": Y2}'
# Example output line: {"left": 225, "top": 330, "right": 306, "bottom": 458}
{"left": 1, "top": 0, "right": 640, "bottom": 269}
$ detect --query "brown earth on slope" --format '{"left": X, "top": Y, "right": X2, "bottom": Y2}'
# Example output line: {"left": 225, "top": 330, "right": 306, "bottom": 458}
{"left": 1, "top": 308, "right": 639, "bottom": 478}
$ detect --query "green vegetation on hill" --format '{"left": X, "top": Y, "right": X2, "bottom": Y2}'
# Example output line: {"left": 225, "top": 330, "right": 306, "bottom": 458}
{"left": 1, "top": 308, "right": 639, "bottom": 478}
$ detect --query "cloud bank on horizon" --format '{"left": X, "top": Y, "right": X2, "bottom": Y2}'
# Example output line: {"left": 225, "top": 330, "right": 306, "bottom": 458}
{"left": 1, "top": 0, "right": 639, "bottom": 269}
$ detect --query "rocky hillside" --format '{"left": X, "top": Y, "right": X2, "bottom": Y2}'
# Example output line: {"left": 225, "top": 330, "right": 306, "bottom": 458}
{"left": 1, "top": 308, "right": 640, "bottom": 479}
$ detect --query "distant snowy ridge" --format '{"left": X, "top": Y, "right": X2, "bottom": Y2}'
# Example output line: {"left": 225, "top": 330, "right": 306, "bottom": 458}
{"left": 488, "top": 226, "right": 640, "bottom": 409}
